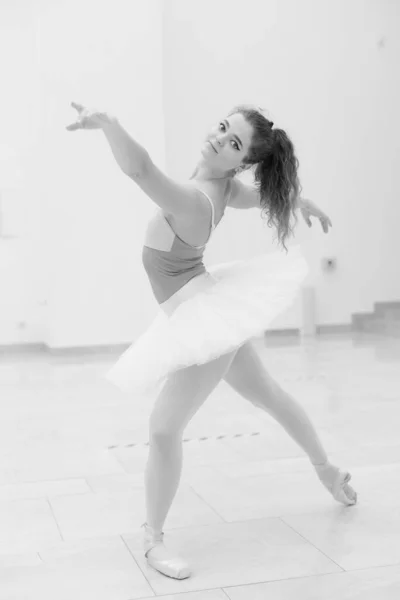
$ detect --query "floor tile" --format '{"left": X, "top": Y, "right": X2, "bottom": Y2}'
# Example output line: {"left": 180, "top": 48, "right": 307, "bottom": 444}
{"left": 223, "top": 564, "right": 400, "bottom": 599}
{"left": 0, "top": 331, "right": 399, "bottom": 596}
{"left": 49, "top": 483, "right": 223, "bottom": 541}
{"left": 124, "top": 519, "right": 341, "bottom": 595}
{"left": 0, "top": 497, "right": 62, "bottom": 554}
{"left": 0, "top": 536, "right": 153, "bottom": 600}
{"left": 282, "top": 505, "right": 400, "bottom": 570}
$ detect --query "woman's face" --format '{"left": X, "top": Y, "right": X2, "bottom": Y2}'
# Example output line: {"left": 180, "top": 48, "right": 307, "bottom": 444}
{"left": 200, "top": 112, "right": 254, "bottom": 174}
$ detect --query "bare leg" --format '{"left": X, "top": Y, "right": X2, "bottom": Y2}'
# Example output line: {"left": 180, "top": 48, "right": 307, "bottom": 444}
{"left": 223, "top": 340, "right": 357, "bottom": 505}
{"left": 144, "top": 348, "right": 238, "bottom": 578}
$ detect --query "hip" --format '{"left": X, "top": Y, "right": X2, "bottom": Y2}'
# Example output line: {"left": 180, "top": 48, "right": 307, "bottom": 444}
{"left": 159, "top": 271, "right": 216, "bottom": 316}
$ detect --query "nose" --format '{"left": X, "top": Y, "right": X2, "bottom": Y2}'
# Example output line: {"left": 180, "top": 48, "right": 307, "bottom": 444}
{"left": 216, "top": 136, "right": 224, "bottom": 147}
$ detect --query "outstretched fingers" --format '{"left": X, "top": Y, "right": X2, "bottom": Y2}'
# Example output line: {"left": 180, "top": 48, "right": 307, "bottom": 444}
{"left": 66, "top": 102, "right": 86, "bottom": 131}
{"left": 66, "top": 121, "right": 83, "bottom": 131}
{"left": 71, "top": 101, "right": 85, "bottom": 112}
{"left": 340, "top": 472, "right": 358, "bottom": 505}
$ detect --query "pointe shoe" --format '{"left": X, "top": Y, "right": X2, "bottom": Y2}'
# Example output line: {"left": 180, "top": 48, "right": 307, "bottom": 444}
{"left": 314, "top": 461, "right": 358, "bottom": 506}
{"left": 141, "top": 522, "right": 191, "bottom": 579}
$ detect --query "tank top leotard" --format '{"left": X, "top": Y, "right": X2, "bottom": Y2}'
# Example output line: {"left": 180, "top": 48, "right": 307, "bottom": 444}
{"left": 142, "top": 188, "right": 223, "bottom": 304}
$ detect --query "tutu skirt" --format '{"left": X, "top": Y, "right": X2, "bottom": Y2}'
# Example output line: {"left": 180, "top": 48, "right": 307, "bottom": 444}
{"left": 105, "top": 244, "right": 309, "bottom": 397}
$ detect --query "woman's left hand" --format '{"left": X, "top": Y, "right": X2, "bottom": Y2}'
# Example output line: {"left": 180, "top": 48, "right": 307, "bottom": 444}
{"left": 66, "top": 102, "right": 115, "bottom": 131}
{"left": 299, "top": 198, "right": 333, "bottom": 233}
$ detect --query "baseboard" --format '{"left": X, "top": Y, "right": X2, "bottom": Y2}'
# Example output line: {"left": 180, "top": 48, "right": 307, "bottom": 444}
{"left": 0, "top": 343, "right": 129, "bottom": 357}
{"left": 0, "top": 324, "right": 356, "bottom": 356}
{"left": 265, "top": 324, "right": 352, "bottom": 336}
{"left": 46, "top": 344, "right": 129, "bottom": 356}
{"left": 264, "top": 328, "right": 299, "bottom": 337}
{"left": 316, "top": 323, "right": 353, "bottom": 334}
{"left": 0, "top": 343, "right": 46, "bottom": 356}
{"left": 353, "top": 301, "right": 400, "bottom": 321}
{"left": 374, "top": 300, "right": 400, "bottom": 314}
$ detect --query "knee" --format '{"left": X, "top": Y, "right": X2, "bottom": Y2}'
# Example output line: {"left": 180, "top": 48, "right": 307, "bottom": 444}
{"left": 148, "top": 421, "right": 182, "bottom": 449}
{"left": 247, "top": 381, "right": 281, "bottom": 411}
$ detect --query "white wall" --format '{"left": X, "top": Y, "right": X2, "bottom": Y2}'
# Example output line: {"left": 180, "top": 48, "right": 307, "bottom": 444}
{"left": 0, "top": 0, "right": 165, "bottom": 347}
{"left": 1, "top": 0, "right": 399, "bottom": 348}
{"left": 162, "top": 0, "right": 400, "bottom": 329}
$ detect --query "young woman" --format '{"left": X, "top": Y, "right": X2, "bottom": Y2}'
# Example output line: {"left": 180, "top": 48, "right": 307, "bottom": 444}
{"left": 67, "top": 102, "right": 357, "bottom": 580}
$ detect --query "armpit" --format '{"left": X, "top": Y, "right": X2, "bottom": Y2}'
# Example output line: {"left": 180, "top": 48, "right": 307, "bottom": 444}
{"left": 227, "top": 178, "right": 260, "bottom": 209}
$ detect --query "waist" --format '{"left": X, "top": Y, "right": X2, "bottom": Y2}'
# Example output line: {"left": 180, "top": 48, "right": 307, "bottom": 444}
{"left": 160, "top": 270, "right": 216, "bottom": 316}
{"left": 142, "top": 246, "right": 207, "bottom": 304}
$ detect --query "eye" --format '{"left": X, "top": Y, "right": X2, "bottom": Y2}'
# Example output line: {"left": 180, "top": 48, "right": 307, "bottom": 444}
{"left": 219, "top": 122, "right": 240, "bottom": 151}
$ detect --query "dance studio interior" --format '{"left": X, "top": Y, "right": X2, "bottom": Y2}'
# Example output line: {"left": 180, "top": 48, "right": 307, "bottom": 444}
{"left": 0, "top": 0, "right": 399, "bottom": 598}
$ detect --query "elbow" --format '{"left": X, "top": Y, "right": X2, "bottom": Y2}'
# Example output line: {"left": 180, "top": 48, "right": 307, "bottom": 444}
{"left": 125, "top": 168, "right": 144, "bottom": 181}
{"left": 126, "top": 152, "right": 151, "bottom": 180}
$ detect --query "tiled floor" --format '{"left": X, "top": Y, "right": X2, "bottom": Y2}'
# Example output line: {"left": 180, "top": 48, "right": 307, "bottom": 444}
{"left": 1, "top": 330, "right": 400, "bottom": 598}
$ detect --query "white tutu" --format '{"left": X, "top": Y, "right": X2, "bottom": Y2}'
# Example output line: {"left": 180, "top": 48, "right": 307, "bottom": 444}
{"left": 105, "top": 244, "right": 309, "bottom": 397}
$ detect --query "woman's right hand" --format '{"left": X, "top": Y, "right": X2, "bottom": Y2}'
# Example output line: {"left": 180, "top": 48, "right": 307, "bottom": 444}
{"left": 299, "top": 198, "right": 333, "bottom": 233}
{"left": 66, "top": 102, "right": 115, "bottom": 131}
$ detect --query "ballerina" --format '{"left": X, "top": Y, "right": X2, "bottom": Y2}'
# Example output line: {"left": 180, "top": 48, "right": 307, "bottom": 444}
{"left": 67, "top": 102, "right": 357, "bottom": 580}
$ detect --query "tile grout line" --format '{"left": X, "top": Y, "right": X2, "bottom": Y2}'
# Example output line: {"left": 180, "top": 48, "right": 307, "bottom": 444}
{"left": 45, "top": 496, "right": 65, "bottom": 542}
{"left": 185, "top": 482, "right": 228, "bottom": 525}
{"left": 119, "top": 534, "right": 158, "bottom": 597}
{"left": 278, "top": 515, "right": 346, "bottom": 572}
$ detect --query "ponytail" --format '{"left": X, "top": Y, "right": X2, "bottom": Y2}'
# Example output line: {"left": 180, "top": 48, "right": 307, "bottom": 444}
{"left": 228, "top": 105, "right": 301, "bottom": 252}
{"left": 254, "top": 128, "right": 300, "bottom": 253}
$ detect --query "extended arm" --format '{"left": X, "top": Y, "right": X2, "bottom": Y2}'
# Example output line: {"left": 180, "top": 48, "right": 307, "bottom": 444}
{"left": 100, "top": 117, "right": 149, "bottom": 178}
{"left": 66, "top": 105, "right": 149, "bottom": 177}
{"left": 228, "top": 179, "right": 332, "bottom": 233}
{"left": 228, "top": 179, "right": 309, "bottom": 211}
{"left": 66, "top": 104, "right": 208, "bottom": 219}
{"left": 296, "top": 196, "right": 333, "bottom": 232}
{"left": 295, "top": 196, "right": 308, "bottom": 210}
{"left": 102, "top": 118, "right": 208, "bottom": 217}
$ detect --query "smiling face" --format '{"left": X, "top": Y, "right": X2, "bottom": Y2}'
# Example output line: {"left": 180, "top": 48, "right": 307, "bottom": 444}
{"left": 199, "top": 112, "right": 254, "bottom": 176}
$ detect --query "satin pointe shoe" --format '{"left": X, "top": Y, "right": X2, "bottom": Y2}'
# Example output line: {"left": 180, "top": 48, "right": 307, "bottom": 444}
{"left": 314, "top": 461, "right": 358, "bottom": 506}
{"left": 142, "top": 522, "right": 191, "bottom": 579}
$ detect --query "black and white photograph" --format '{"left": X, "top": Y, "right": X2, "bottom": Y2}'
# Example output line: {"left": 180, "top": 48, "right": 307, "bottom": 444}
{"left": 0, "top": 0, "right": 399, "bottom": 597}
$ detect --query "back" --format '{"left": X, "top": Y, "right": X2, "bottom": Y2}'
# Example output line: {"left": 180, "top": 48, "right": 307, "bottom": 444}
{"left": 142, "top": 188, "right": 219, "bottom": 304}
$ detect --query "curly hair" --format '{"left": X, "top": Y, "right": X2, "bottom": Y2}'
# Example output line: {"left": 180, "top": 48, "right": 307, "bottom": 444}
{"left": 227, "top": 104, "right": 301, "bottom": 253}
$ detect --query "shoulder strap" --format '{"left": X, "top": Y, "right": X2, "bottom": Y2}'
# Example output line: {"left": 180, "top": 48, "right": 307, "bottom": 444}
{"left": 197, "top": 188, "right": 216, "bottom": 231}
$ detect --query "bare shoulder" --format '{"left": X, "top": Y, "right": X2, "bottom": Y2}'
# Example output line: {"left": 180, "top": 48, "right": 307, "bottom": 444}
{"left": 167, "top": 178, "right": 230, "bottom": 247}
{"left": 131, "top": 159, "right": 209, "bottom": 220}
{"left": 227, "top": 177, "right": 260, "bottom": 210}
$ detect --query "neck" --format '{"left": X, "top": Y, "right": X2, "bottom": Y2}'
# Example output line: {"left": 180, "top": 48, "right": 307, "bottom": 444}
{"left": 190, "top": 163, "right": 234, "bottom": 182}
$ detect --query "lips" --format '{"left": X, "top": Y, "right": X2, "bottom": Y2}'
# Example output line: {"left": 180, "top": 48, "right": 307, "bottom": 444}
{"left": 208, "top": 141, "right": 218, "bottom": 153}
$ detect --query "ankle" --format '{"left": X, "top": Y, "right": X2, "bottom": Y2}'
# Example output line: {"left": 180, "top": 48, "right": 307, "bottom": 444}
{"left": 142, "top": 522, "right": 164, "bottom": 538}
{"left": 312, "top": 458, "right": 330, "bottom": 468}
